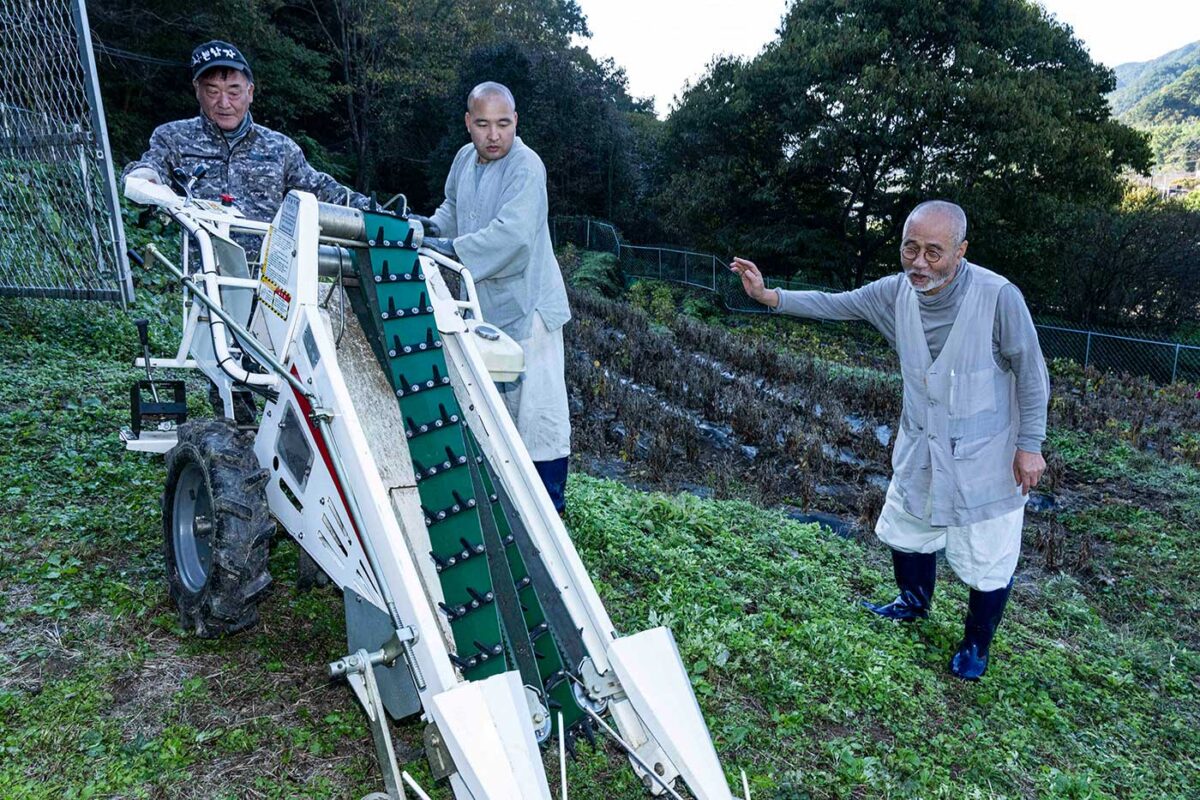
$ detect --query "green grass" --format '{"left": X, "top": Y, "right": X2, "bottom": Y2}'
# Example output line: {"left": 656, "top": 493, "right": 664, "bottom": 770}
{"left": 568, "top": 478, "right": 1199, "bottom": 799}
{"left": 1, "top": 247, "right": 1198, "bottom": 798}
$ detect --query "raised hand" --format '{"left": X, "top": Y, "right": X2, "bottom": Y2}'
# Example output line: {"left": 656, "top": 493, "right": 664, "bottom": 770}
{"left": 729, "top": 257, "right": 778, "bottom": 308}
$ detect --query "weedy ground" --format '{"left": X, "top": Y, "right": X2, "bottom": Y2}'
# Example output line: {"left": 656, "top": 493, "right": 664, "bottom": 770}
{"left": 0, "top": 242, "right": 1196, "bottom": 799}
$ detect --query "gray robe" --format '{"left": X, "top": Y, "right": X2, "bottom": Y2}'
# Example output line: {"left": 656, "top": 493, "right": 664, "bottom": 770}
{"left": 430, "top": 137, "right": 570, "bottom": 341}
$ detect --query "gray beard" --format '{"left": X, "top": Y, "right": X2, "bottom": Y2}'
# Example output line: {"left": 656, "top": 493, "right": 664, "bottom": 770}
{"left": 906, "top": 259, "right": 958, "bottom": 294}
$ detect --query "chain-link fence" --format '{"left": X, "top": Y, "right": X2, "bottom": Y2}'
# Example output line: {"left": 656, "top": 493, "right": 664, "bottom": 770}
{"left": 0, "top": 0, "right": 131, "bottom": 303}
{"left": 553, "top": 216, "right": 1200, "bottom": 385}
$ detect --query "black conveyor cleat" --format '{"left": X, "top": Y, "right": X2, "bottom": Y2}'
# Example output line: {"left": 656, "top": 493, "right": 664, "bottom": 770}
{"left": 404, "top": 404, "right": 461, "bottom": 440}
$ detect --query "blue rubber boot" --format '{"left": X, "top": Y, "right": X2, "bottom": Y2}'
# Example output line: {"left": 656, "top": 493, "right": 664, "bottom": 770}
{"left": 533, "top": 457, "right": 569, "bottom": 515}
{"left": 863, "top": 549, "right": 936, "bottom": 621}
{"left": 949, "top": 579, "right": 1013, "bottom": 681}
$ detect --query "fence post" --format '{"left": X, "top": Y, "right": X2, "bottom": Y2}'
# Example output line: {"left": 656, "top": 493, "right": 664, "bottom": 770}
{"left": 586, "top": 219, "right": 591, "bottom": 249}
{"left": 1173, "top": 343, "right": 1181, "bottom": 383}
{"left": 711, "top": 255, "right": 717, "bottom": 290}
{"left": 658, "top": 248, "right": 662, "bottom": 279}
{"left": 1084, "top": 332, "right": 1092, "bottom": 368}
{"left": 75, "top": 0, "right": 134, "bottom": 304}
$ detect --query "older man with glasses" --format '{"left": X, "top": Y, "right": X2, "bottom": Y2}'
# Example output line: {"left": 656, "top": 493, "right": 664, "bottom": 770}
{"left": 729, "top": 200, "right": 1049, "bottom": 680}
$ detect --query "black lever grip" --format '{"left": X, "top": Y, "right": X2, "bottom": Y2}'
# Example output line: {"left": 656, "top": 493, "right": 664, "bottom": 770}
{"left": 135, "top": 318, "right": 150, "bottom": 347}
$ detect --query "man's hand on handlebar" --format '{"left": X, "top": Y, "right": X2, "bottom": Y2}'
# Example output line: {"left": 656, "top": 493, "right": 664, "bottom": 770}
{"left": 423, "top": 237, "right": 456, "bottom": 258}
{"left": 409, "top": 213, "right": 441, "bottom": 237}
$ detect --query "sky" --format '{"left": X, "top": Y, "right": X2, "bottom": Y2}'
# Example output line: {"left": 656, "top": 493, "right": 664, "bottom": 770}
{"left": 574, "top": 0, "right": 1200, "bottom": 117}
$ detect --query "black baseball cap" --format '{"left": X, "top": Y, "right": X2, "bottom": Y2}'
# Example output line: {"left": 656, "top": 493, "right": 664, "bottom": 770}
{"left": 190, "top": 40, "right": 253, "bottom": 82}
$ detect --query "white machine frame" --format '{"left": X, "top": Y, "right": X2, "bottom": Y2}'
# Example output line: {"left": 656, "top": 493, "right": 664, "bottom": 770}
{"left": 122, "top": 177, "right": 747, "bottom": 800}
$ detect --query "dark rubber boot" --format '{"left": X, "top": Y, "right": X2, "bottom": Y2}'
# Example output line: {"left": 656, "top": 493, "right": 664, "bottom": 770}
{"left": 863, "top": 549, "right": 936, "bottom": 621}
{"left": 950, "top": 579, "right": 1013, "bottom": 681}
{"left": 533, "top": 457, "right": 569, "bottom": 515}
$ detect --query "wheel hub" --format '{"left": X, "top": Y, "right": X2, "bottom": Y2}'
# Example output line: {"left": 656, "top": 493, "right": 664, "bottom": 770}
{"left": 173, "top": 462, "right": 214, "bottom": 593}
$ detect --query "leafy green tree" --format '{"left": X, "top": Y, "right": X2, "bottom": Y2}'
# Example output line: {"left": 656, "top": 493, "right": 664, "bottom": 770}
{"left": 1144, "top": 120, "right": 1200, "bottom": 172}
{"left": 656, "top": 0, "right": 1151, "bottom": 293}
{"left": 1126, "top": 64, "right": 1200, "bottom": 125}
{"left": 1048, "top": 186, "right": 1200, "bottom": 329}
{"left": 91, "top": 0, "right": 338, "bottom": 165}
{"left": 91, "top": 0, "right": 650, "bottom": 220}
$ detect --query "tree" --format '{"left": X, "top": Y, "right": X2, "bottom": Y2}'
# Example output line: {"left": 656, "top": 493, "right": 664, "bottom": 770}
{"left": 1049, "top": 187, "right": 1200, "bottom": 330}
{"left": 92, "top": 0, "right": 651, "bottom": 219}
{"left": 91, "top": 0, "right": 338, "bottom": 165}
{"left": 655, "top": 0, "right": 1151, "bottom": 292}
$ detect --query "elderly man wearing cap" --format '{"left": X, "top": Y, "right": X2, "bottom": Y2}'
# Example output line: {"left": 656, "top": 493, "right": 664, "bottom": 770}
{"left": 123, "top": 40, "right": 368, "bottom": 223}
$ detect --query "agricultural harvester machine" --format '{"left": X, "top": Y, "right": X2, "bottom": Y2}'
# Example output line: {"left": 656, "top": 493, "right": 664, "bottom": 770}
{"left": 119, "top": 175, "right": 746, "bottom": 800}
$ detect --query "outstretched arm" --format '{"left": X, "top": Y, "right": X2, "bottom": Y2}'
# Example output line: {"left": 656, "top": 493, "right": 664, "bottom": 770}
{"left": 730, "top": 256, "right": 899, "bottom": 342}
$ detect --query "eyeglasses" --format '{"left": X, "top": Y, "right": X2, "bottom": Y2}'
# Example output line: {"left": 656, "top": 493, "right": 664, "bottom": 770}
{"left": 900, "top": 244, "right": 946, "bottom": 264}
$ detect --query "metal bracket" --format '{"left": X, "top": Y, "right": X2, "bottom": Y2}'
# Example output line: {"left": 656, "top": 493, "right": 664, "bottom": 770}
{"left": 329, "top": 647, "right": 404, "bottom": 799}
{"left": 309, "top": 405, "right": 336, "bottom": 423}
{"left": 525, "top": 685, "right": 553, "bottom": 744}
{"left": 423, "top": 723, "right": 457, "bottom": 781}
{"left": 573, "top": 657, "right": 625, "bottom": 713}
{"left": 327, "top": 625, "right": 418, "bottom": 679}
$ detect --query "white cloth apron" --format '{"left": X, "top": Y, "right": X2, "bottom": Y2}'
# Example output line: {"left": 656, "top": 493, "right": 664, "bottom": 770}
{"left": 496, "top": 310, "right": 571, "bottom": 461}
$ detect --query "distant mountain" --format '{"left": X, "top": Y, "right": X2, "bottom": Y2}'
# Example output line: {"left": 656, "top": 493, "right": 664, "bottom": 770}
{"left": 1108, "top": 42, "right": 1200, "bottom": 172}
{"left": 1109, "top": 41, "right": 1200, "bottom": 123}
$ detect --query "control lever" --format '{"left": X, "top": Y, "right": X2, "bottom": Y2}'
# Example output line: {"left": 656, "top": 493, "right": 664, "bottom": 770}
{"left": 134, "top": 318, "right": 160, "bottom": 403}
{"left": 170, "top": 164, "right": 208, "bottom": 199}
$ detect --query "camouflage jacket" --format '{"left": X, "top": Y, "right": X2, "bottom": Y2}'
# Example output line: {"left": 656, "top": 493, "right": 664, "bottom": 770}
{"left": 123, "top": 113, "right": 369, "bottom": 223}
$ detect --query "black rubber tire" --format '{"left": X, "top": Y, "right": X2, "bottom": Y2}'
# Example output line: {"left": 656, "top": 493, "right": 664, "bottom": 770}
{"left": 162, "top": 419, "right": 274, "bottom": 637}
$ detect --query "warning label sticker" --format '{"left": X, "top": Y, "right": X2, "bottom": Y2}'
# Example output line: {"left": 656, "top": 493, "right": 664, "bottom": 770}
{"left": 264, "top": 231, "right": 292, "bottom": 288}
{"left": 258, "top": 276, "right": 292, "bottom": 320}
{"left": 278, "top": 194, "right": 299, "bottom": 237}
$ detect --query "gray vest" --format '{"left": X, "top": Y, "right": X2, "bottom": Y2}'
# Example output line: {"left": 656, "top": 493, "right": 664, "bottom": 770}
{"left": 892, "top": 264, "right": 1025, "bottom": 526}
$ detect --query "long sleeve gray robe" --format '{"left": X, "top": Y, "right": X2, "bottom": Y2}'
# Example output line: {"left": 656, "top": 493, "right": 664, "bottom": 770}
{"left": 429, "top": 137, "right": 570, "bottom": 341}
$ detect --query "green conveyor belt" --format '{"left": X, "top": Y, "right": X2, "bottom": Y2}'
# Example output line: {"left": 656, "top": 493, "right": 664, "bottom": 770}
{"left": 350, "top": 211, "right": 583, "bottom": 735}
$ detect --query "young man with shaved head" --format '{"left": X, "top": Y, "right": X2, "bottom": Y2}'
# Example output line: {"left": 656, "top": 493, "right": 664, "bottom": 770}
{"left": 416, "top": 83, "right": 572, "bottom": 513}
{"left": 730, "top": 201, "right": 1050, "bottom": 680}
